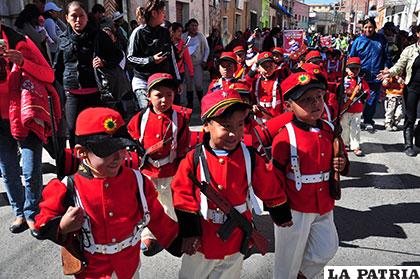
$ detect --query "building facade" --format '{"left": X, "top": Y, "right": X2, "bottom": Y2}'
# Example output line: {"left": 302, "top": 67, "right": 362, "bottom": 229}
{"left": 292, "top": 0, "right": 309, "bottom": 30}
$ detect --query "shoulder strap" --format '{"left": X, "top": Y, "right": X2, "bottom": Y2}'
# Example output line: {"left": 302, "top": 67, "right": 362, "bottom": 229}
{"left": 246, "top": 146, "right": 256, "bottom": 174}
{"left": 132, "top": 169, "right": 150, "bottom": 226}
{"left": 193, "top": 143, "right": 202, "bottom": 177}
{"left": 137, "top": 107, "right": 149, "bottom": 143}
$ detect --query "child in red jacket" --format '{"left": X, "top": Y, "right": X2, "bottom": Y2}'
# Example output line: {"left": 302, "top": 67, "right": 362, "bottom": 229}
{"left": 341, "top": 57, "right": 370, "bottom": 156}
{"left": 127, "top": 73, "right": 191, "bottom": 255}
{"left": 33, "top": 107, "right": 178, "bottom": 278}
{"left": 172, "top": 88, "right": 292, "bottom": 279}
{"left": 272, "top": 72, "right": 348, "bottom": 279}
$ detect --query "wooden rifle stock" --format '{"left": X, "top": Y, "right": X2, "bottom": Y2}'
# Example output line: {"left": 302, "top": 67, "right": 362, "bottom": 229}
{"left": 188, "top": 173, "right": 269, "bottom": 255}
{"left": 329, "top": 55, "right": 348, "bottom": 200}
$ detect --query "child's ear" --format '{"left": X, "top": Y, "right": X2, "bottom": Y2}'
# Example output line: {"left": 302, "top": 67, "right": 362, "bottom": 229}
{"left": 203, "top": 121, "right": 210, "bottom": 133}
{"left": 285, "top": 101, "right": 293, "bottom": 112}
{"left": 75, "top": 144, "right": 89, "bottom": 158}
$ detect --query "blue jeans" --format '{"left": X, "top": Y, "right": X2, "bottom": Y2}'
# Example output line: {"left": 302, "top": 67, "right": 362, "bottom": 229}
{"left": 0, "top": 121, "right": 43, "bottom": 221}
{"left": 363, "top": 82, "right": 382, "bottom": 125}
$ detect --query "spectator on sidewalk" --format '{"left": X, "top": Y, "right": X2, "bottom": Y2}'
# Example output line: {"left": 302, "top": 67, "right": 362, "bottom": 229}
{"left": 349, "top": 18, "right": 391, "bottom": 132}
{"left": 15, "top": 4, "right": 52, "bottom": 64}
{"left": 127, "top": 0, "right": 180, "bottom": 109}
{"left": 54, "top": 1, "right": 122, "bottom": 147}
{"left": 378, "top": 23, "right": 420, "bottom": 157}
{"left": 43, "top": 2, "right": 66, "bottom": 61}
{"left": 182, "top": 18, "right": 209, "bottom": 109}
{"left": 0, "top": 22, "right": 54, "bottom": 234}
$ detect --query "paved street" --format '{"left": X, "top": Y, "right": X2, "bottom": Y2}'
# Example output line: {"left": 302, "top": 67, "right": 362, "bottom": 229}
{"left": 1, "top": 113, "right": 420, "bottom": 278}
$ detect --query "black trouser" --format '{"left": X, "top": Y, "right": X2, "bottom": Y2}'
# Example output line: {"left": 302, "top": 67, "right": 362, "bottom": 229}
{"left": 65, "top": 92, "right": 103, "bottom": 148}
{"left": 404, "top": 84, "right": 420, "bottom": 130}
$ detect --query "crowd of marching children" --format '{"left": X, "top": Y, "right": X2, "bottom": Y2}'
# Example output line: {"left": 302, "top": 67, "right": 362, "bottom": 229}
{"left": 1, "top": 0, "right": 420, "bottom": 279}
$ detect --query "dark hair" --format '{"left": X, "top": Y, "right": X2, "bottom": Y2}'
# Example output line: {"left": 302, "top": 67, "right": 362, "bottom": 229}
{"left": 361, "top": 17, "right": 377, "bottom": 29}
{"left": 65, "top": 1, "right": 87, "bottom": 15}
{"left": 15, "top": 4, "right": 41, "bottom": 28}
{"left": 91, "top": 4, "right": 105, "bottom": 14}
{"left": 137, "top": 0, "right": 165, "bottom": 24}
{"left": 171, "top": 22, "right": 183, "bottom": 32}
{"left": 413, "top": 24, "right": 420, "bottom": 34}
{"left": 185, "top": 18, "right": 199, "bottom": 30}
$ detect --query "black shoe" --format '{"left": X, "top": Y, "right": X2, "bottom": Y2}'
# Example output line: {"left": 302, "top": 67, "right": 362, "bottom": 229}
{"left": 405, "top": 147, "right": 416, "bottom": 157}
{"left": 141, "top": 239, "right": 163, "bottom": 257}
{"left": 9, "top": 219, "right": 29, "bottom": 234}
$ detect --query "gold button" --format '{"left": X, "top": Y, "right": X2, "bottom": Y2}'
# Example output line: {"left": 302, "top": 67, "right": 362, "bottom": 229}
{"left": 319, "top": 134, "right": 322, "bottom": 138}
{"left": 156, "top": 134, "right": 160, "bottom": 138}
{"left": 112, "top": 238, "right": 116, "bottom": 243}
{"left": 321, "top": 153, "right": 325, "bottom": 157}
{"left": 219, "top": 158, "right": 225, "bottom": 164}
{"left": 104, "top": 182, "right": 109, "bottom": 188}
{"left": 217, "top": 184, "right": 223, "bottom": 190}
{"left": 319, "top": 188, "right": 323, "bottom": 192}
{"left": 109, "top": 212, "right": 114, "bottom": 217}
{"left": 157, "top": 115, "right": 162, "bottom": 120}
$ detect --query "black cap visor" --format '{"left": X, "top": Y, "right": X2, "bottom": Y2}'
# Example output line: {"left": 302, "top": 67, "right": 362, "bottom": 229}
{"left": 285, "top": 82, "right": 326, "bottom": 101}
{"left": 77, "top": 134, "right": 136, "bottom": 158}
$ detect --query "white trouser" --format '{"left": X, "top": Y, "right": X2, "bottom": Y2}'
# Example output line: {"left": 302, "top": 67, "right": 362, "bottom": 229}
{"left": 273, "top": 210, "right": 338, "bottom": 279}
{"left": 340, "top": 112, "right": 362, "bottom": 150}
{"left": 179, "top": 252, "right": 244, "bottom": 279}
{"left": 185, "top": 64, "right": 204, "bottom": 92}
{"left": 384, "top": 94, "right": 403, "bottom": 126}
{"left": 141, "top": 176, "right": 176, "bottom": 241}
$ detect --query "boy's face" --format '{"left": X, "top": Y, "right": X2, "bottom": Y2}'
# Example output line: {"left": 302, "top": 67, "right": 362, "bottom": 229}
{"left": 286, "top": 88, "right": 325, "bottom": 126}
{"left": 76, "top": 145, "right": 126, "bottom": 178}
{"left": 219, "top": 60, "right": 236, "bottom": 78}
{"left": 346, "top": 66, "right": 360, "bottom": 78}
{"left": 258, "top": 61, "right": 275, "bottom": 77}
{"left": 149, "top": 85, "right": 175, "bottom": 113}
{"left": 273, "top": 53, "right": 284, "bottom": 63}
{"left": 203, "top": 109, "right": 248, "bottom": 151}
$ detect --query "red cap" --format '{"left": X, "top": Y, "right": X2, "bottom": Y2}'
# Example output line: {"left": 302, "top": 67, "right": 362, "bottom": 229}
{"left": 75, "top": 107, "right": 135, "bottom": 158}
{"left": 218, "top": 51, "right": 238, "bottom": 64}
{"left": 201, "top": 89, "right": 249, "bottom": 122}
{"left": 271, "top": 47, "right": 285, "bottom": 55}
{"left": 347, "top": 56, "right": 361, "bottom": 67}
{"left": 305, "top": 50, "right": 322, "bottom": 62}
{"left": 300, "top": 63, "right": 328, "bottom": 82}
{"left": 233, "top": 46, "right": 245, "bottom": 54}
{"left": 281, "top": 72, "right": 326, "bottom": 101}
{"left": 147, "top": 73, "right": 179, "bottom": 94}
{"left": 257, "top": 52, "right": 274, "bottom": 65}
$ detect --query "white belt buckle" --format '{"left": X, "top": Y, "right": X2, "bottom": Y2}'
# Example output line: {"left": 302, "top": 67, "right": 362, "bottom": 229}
{"left": 154, "top": 160, "right": 160, "bottom": 168}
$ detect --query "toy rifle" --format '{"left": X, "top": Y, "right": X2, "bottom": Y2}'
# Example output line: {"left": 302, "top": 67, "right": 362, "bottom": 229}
{"left": 329, "top": 55, "right": 347, "bottom": 200}
{"left": 188, "top": 173, "right": 269, "bottom": 255}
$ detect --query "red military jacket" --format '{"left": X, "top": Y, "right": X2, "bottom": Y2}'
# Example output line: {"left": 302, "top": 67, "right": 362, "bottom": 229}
{"left": 127, "top": 105, "right": 191, "bottom": 178}
{"left": 247, "top": 70, "right": 286, "bottom": 120}
{"left": 208, "top": 77, "right": 238, "bottom": 92}
{"left": 34, "top": 164, "right": 178, "bottom": 278}
{"left": 172, "top": 141, "right": 289, "bottom": 259}
{"left": 343, "top": 75, "right": 370, "bottom": 113}
{"left": 271, "top": 118, "right": 348, "bottom": 215}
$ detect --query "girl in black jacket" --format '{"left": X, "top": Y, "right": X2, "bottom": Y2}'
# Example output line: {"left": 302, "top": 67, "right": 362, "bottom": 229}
{"left": 127, "top": 0, "right": 180, "bottom": 109}
{"left": 54, "top": 1, "right": 122, "bottom": 147}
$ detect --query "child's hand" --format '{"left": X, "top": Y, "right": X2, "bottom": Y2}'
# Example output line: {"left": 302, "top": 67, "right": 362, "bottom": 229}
{"left": 333, "top": 156, "right": 346, "bottom": 172}
{"left": 181, "top": 236, "right": 201, "bottom": 255}
{"left": 59, "top": 206, "right": 84, "bottom": 235}
{"left": 279, "top": 220, "right": 293, "bottom": 227}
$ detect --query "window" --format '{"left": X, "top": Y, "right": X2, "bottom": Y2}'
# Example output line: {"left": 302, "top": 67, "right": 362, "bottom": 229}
{"left": 235, "top": 14, "right": 241, "bottom": 31}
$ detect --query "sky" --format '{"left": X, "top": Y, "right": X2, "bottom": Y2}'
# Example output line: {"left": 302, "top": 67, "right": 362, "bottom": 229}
{"left": 304, "top": 0, "right": 336, "bottom": 4}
